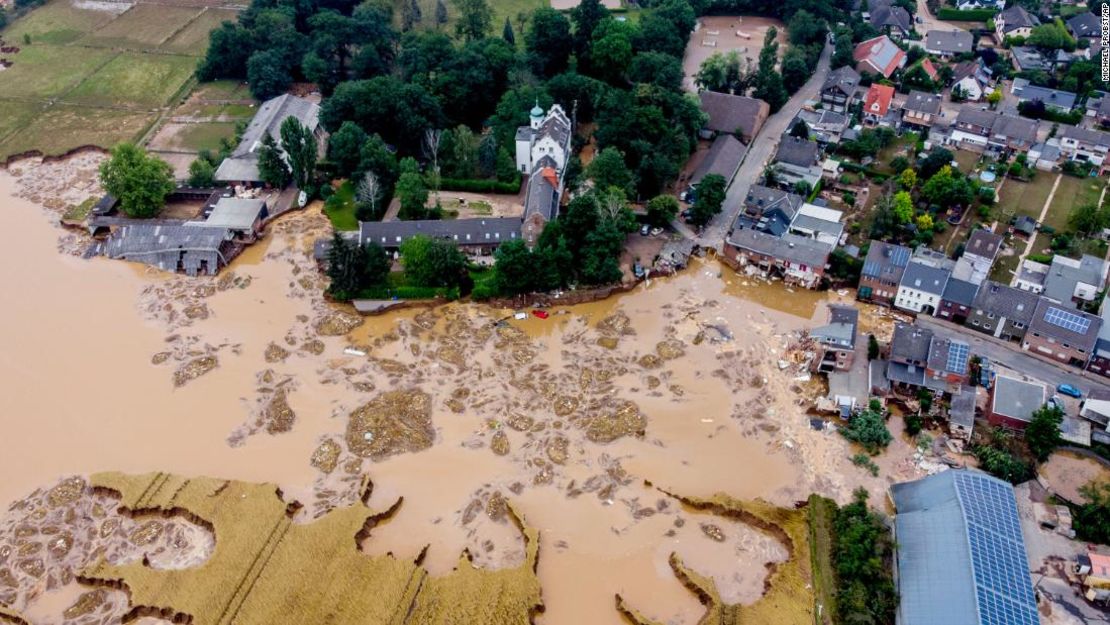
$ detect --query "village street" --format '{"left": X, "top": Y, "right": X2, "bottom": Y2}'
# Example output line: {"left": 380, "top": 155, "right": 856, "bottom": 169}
{"left": 914, "top": 315, "right": 1110, "bottom": 395}
{"left": 692, "top": 40, "right": 833, "bottom": 249}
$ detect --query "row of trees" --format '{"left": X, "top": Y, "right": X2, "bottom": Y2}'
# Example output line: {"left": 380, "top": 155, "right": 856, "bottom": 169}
{"left": 325, "top": 232, "right": 468, "bottom": 300}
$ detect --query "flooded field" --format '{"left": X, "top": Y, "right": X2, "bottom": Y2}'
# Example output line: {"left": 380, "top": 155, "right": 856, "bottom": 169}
{"left": 0, "top": 158, "right": 904, "bottom": 623}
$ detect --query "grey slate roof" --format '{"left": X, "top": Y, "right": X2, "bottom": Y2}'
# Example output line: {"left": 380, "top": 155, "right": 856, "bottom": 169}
{"left": 901, "top": 260, "right": 950, "bottom": 296}
{"left": 699, "top": 90, "right": 769, "bottom": 139}
{"left": 887, "top": 360, "right": 926, "bottom": 386}
{"left": 1043, "top": 254, "right": 1107, "bottom": 304}
{"left": 822, "top": 66, "right": 861, "bottom": 96}
{"left": 1067, "top": 11, "right": 1100, "bottom": 38}
{"left": 744, "top": 185, "right": 803, "bottom": 218}
{"left": 1028, "top": 298, "right": 1102, "bottom": 351}
{"left": 965, "top": 229, "right": 1003, "bottom": 260}
{"left": 992, "top": 375, "right": 1046, "bottom": 422}
{"left": 926, "top": 29, "right": 974, "bottom": 54}
{"left": 692, "top": 134, "right": 748, "bottom": 185}
{"left": 813, "top": 305, "right": 859, "bottom": 348}
{"left": 103, "top": 224, "right": 231, "bottom": 276}
{"left": 861, "top": 240, "right": 911, "bottom": 281}
{"left": 726, "top": 229, "right": 832, "bottom": 267}
{"left": 998, "top": 5, "right": 1038, "bottom": 34}
{"left": 191, "top": 197, "right": 266, "bottom": 231}
{"left": 890, "top": 322, "right": 934, "bottom": 363}
{"left": 359, "top": 217, "right": 522, "bottom": 248}
{"left": 1011, "top": 46, "right": 1049, "bottom": 71}
{"left": 903, "top": 90, "right": 942, "bottom": 116}
{"left": 990, "top": 114, "right": 1039, "bottom": 146}
{"left": 942, "top": 277, "right": 979, "bottom": 306}
{"left": 870, "top": 3, "right": 912, "bottom": 32}
{"left": 523, "top": 163, "right": 559, "bottom": 222}
{"left": 774, "top": 136, "right": 820, "bottom": 167}
{"left": 1012, "top": 78, "right": 1077, "bottom": 110}
{"left": 1059, "top": 124, "right": 1110, "bottom": 148}
{"left": 215, "top": 94, "right": 321, "bottom": 183}
{"left": 956, "top": 107, "right": 998, "bottom": 131}
{"left": 949, "top": 388, "right": 977, "bottom": 428}
{"left": 972, "top": 280, "right": 1039, "bottom": 323}
{"left": 892, "top": 470, "right": 1039, "bottom": 625}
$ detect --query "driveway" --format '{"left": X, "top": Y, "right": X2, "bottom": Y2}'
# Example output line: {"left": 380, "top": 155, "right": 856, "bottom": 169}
{"left": 915, "top": 0, "right": 971, "bottom": 33}
{"left": 689, "top": 40, "right": 832, "bottom": 249}
{"left": 914, "top": 315, "right": 1110, "bottom": 395}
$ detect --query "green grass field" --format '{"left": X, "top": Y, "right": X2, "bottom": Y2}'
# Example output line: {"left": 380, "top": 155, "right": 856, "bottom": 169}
{"left": 77, "top": 4, "right": 203, "bottom": 50}
{"left": 996, "top": 172, "right": 1056, "bottom": 221}
{"left": 0, "top": 0, "right": 233, "bottom": 161}
{"left": 1046, "top": 175, "right": 1103, "bottom": 231}
{"left": 393, "top": 0, "right": 546, "bottom": 42}
{"left": 177, "top": 121, "right": 239, "bottom": 152}
{"left": 65, "top": 51, "right": 197, "bottom": 108}
{"left": 325, "top": 180, "right": 360, "bottom": 231}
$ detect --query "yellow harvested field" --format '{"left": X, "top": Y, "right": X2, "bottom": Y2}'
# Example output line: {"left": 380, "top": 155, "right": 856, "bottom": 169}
{"left": 617, "top": 492, "right": 814, "bottom": 625}
{"left": 79, "top": 472, "right": 543, "bottom": 625}
{"left": 78, "top": 4, "right": 204, "bottom": 49}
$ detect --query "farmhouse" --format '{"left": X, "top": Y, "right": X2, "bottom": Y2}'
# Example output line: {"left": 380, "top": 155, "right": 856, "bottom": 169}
{"left": 691, "top": 134, "right": 747, "bottom": 186}
{"left": 215, "top": 94, "right": 326, "bottom": 187}
{"left": 186, "top": 197, "right": 268, "bottom": 242}
{"left": 698, "top": 91, "right": 769, "bottom": 143}
{"left": 853, "top": 35, "right": 907, "bottom": 78}
{"left": 988, "top": 375, "right": 1046, "bottom": 429}
{"left": 358, "top": 218, "right": 523, "bottom": 255}
{"left": 925, "top": 29, "right": 974, "bottom": 59}
{"left": 892, "top": 471, "right": 1039, "bottom": 625}
{"left": 516, "top": 104, "right": 573, "bottom": 245}
{"left": 820, "top": 66, "right": 861, "bottom": 113}
{"left": 858, "top": 240, "right": 911, "bottom": 307}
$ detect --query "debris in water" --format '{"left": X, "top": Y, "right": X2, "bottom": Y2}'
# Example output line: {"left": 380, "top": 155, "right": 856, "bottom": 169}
{"left": 173, "top": 356, "right": 218, "bottom": 387}
{"left": 345, "top": 389, "right": 434, "bottom": 460}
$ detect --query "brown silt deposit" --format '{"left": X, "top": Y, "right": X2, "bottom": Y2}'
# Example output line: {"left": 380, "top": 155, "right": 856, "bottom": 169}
{"left": 345, "top": 389, "right": 435, "bottom": 460}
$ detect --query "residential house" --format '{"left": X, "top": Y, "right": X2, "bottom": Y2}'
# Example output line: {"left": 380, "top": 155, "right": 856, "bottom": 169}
{"left": 1058, "top": 125, "right": 1110, "bottom": 174}
{"left": 901, "top": 90, "right": 942, "bottom": 130}
{"left": 740, "top": 185, "right": 803, "bottom": 236}
{"left": 950, "top": 107, "right": 997, "bottom": 149}
{"left": 955, "top": 0, "right": 1003, "bottom": 9}
{"left": 862, "top": 83, "right": 897, "bottom": 126}
{"left": 1076, "top": 551, "right": 1110, "bottom": 603}
{"left": 1089, "top": 96, "right": 1110, "bottom": 127}
{"left": 948, "top": 387, "right": 977, "bottom": 439}
{"left": 1023, "top": 299, "right": 1103, "bottom": 367}
{"left": 691, "top": 134, "right": 748, "bottom": 187}
{"left": 938, "top": 277, "right": 979, "bottom": 323}
{"left": 925, "top": 29, "right": 974, "bottom": 59}
{"left": 925, "top": 336, "right": 971, "bottom": 393}
{"left": 1042, "top": 253, "right": 1109, "bottom": 308}
{"left": 891, "top": 471, "right": 1039, "bottom": 625}
{"left": 516, "top": 104, "right": 574, "bottom": 245}
{"left": 821, "top": 66, "right": 861, "bottom": 113}
{"left": 1079, "top": 388, "right": 1110, "bottom": 443}
{"left": 214, "top": 94, "right": 326, "bottom": 187}
{"left": 1028, "top": 141, "right": 1063, "bottom": 171}
{"left": 1067, "top": 12, "right": 1101, "bottom": 41}
{"left": 1011, "top": 46, "right": 1050, "bottom": 72}
{"left": 358, "top": 217, "right": 524, "bottom": 255}
{"left": 895, "top": 260, "right": 951, "bottom": 314}
{"left": 995, "top": 5, "right": 1039, "bottom": 41}
{"left": 722, "top": 229, "right": 832, "bottom": 289}
{"left": 794, "top": 109, "right": 851, "bottom": 144}
{"left": 789, "top": 202, "right": 844, "bottom": 246}
{"left": 868, "top": 0, "right": 913, "bottom": 37}
{"left": 887, "top": 322, "right": 934, "bottom": 391}
{"left": 967, "top": 280, "right": 1040, "bottom": 341}
{"left": 858, "top": 240, "right": 912, "bottom": 307}
{"left": 951, "top": 60, "right": 990, "bottom": 101}
{"left": 1015, "top": 258, "right": 1050, "bottom": 293}
{"left": 951, "top": 228, "right": 1002, "bottom": 285}
{"left": 854, "top": 35, "right": 908, "bottom": 78}
{"left": 1011, "top": 78, "right": 1077, "bottom": 112}
{"left": 812, "top": 305, "right": 860, "bottom": 372}
{"left": 988, "top": 374, "right": 1047, "bottom": 429}
{"left": 987, "top": 113, "right": 1039, "bottom": 154}
{"left": 698, "top": 91, "right": 770, "bottom": 142}
{"left": 772, "top": 136, "right": 823, "bottom": 190}
{"left": 1087, "top": 303, "right": 1110, "bottom": 379}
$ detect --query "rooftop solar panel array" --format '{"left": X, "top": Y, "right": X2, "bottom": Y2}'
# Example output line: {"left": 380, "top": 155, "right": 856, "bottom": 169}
{"left": 946, "top": 341, "right": 970, "bottom": 375}
{"left": 1044, "top": 306, "right": 1091, "bottom": 334}
{"left": 953, "top": 472, "right": 1039, "bottom": 625}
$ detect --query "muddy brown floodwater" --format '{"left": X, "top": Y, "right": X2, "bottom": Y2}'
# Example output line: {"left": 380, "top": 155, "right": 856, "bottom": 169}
{"left": 0, "top": 161, "right": 902, "bottom": 624}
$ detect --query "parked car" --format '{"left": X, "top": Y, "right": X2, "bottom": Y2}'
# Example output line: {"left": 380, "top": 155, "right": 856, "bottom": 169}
{"left": 640, "top": 224, "right": 650, "bottom": 236}
{"left": 1056, "top": 383, "right": 1083, "bottom": 399}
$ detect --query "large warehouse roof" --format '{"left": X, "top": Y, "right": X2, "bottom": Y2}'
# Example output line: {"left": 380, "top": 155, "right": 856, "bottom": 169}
{"left": 892, "top": 470, "right": 1038, "bottom": 625}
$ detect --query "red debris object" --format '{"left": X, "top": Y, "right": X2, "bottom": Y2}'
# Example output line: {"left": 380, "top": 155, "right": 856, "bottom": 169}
{"left": 531, "top": 310, "right": 549, "bottom": 319}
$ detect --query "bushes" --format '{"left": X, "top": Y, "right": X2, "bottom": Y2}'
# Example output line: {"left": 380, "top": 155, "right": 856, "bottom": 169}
{"left": 904, "top": 413, "right": 923, "bottom": 437}
{"left": 936, "top": 7, "right": 997, "bottom": 20}
{"left": 850, "top": 453, "right": 880, "bottom": 476}
{"left": 437, "top": 177, "right": 522, "bottom": 194}
{"left": 840, "top": 408, "right": 893, "bottom": 455}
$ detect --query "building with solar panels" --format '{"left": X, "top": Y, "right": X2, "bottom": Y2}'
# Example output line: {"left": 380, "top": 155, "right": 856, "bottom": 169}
{"left": 892, "top": 470, "right": 1039, "bottom": 625}
{"left": 859, "top": 240, "right": 912, "bottom": 307}
{"left": 1024, "top": 299, "right": 1102, "bottom": 368}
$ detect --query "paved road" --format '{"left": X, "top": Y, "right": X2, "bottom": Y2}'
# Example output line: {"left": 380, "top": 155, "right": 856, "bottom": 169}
{"left": 691, "top": 41, "right": 833, "bottom": 248}
{"left": 914, "top": 316, "right": 1110, "bottom": 395}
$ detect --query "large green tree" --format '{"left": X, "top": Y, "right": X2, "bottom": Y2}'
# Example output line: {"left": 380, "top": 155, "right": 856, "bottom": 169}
{"left": 246, "top": 49, "right": 293, "bottom": 100}
{"left": 526, "top": 7, "right": 572, "bottom": 78}
{"left": 98, "top": 143, "right": 175, "bottom": 219}
{"left": 688, "top": 173, "right": 726, "bottom": 226}
{"left": 1025, "top": 405, "right": 1063, "bottom": 462}
{"left": 645, "top": 195, "right": 679, "bottom": 227}
{"left": 452, "top": 0, "right": 492, "bottom": 41}
{"left": 587, "top": 147, "right": 634, "bottom": 196}
{"left": 320, "top": 76, "right": 443, "bottom": 155}
{"left": 396, "top": 157, "right": 430, "bottom": 220}
{"left": 752, "top": 27, "right": 788, "bottom": 112}
{"left": 328, "top": 121, "right": 369, "bottom": 179}
{"left": 1074, "top": 479, "right": 1110, "bottom": 544}
{"left": 400, "top": 235, "right": 467, "bottom": 286}
{"left": 257, "top": 134, "right": 291, "bottom": 188}
{"left": 839, "top": 407, "right": 893, "bottom": 454}
{"left": 279, "top": 116, "right": 318, "bottom": 190}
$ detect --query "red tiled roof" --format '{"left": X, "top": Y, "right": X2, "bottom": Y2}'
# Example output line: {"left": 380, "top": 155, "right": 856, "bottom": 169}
{"left": 864, "top": 84, "right": 895, "bottom": 116}
{"left": 853, "top": 35, "right": 907, "bottom": 78}
{"left": 921, "top": 58, "right": 939, "bottom": 81}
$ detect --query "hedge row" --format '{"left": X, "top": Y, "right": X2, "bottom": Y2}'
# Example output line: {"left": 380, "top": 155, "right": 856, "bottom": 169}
{"left": 438, "top": 177, "right": 522, "bottom": 194}
{"left": 353, "top": 285, "right": 460, "bottom": 300}
{"left": 839, "top": 161, "right": 890, "bottom": 181}
{"left": 936, "top": 7, "right": 997, "bottom": 21}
